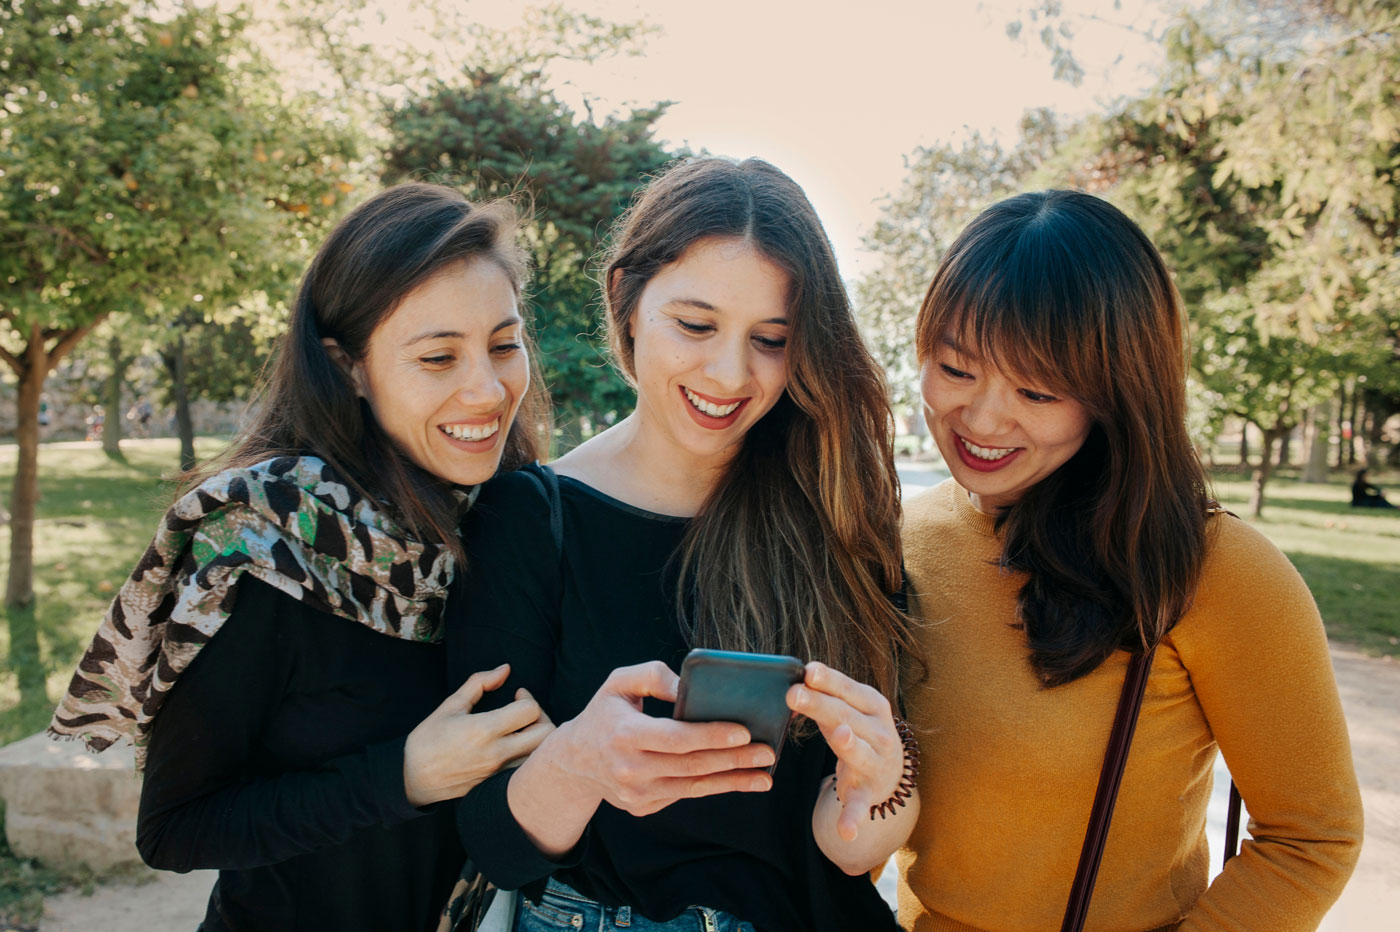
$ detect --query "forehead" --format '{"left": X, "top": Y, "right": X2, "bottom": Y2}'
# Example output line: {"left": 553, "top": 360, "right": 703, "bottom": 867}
{"left": 641, "top": 237, "right": 790, "bottom": 322}
{"left": 375, "top": 258, "right": 518, "bottom": 339}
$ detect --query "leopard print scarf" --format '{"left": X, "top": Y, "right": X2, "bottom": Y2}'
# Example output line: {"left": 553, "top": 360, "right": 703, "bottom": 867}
{"left": 49, "top": 455, "right": 468, "bottom": 767}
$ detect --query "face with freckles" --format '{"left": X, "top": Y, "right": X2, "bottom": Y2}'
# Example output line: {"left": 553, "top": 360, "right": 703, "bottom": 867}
{"left": 921, "top": 333, "right": 1093, "bottom": 514}
{"left": 342, "top": 257, "right": 529, "bottom": 487}
{"left": 626, "top": 236, "right": 791, "bottom": 466}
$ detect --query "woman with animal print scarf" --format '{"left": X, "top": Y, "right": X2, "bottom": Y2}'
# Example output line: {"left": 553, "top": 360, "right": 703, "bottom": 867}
{"left": 50, "top": 183, "right": 554, "bottom": 932}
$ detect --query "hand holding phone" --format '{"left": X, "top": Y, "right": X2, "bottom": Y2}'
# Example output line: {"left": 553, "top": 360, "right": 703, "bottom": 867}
{"left": 673, "top": 648, "right": 806, "bottom": 773}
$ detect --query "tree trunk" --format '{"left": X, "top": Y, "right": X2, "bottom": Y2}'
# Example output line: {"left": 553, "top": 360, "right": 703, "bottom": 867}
{"left": 1278, "top": 425, "right": 1293, "bottom": 467}
{"left": 1238, "top": 419, "right": 1251, "bottom": 467}
{"left": 1303, "top": 402, "right": 1332, "bottom": 483}
{"left": 5, "top": 343, "right": 49, "bottom": 714}
{"left": 1334, "top": 383, "right": 1348, "bottom": 470}
{"left": 1249, "top": 426, "right": 1287, "bottom": 518}
{"left": 1347, "top": 387, "right": 1361, "bottom": 466}
{"left": 1364, "top": 396, "right": 1385, "bottom": 471}
{"left": 101, "top": 335, "right": 127, "bottom": 458}
{"left": 168, "top": 328, "right": 197, "bottom": 471}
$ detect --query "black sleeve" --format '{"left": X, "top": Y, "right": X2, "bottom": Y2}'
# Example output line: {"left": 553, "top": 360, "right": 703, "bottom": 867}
{"left": 135, "top": 578, "right": 424, "bottom": 873}
{"left": 448, "top": 470, "right": 585, "bottom": 889}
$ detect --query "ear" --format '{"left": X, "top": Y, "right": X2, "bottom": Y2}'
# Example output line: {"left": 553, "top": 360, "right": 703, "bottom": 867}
{"left": 321, "top": 338, "right": 366, "bottom": 397}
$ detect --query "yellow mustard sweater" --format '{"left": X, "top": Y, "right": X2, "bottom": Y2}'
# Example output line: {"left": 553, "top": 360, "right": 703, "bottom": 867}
{"left": 897, "top": 480, "right": 1363, "bottom": 932}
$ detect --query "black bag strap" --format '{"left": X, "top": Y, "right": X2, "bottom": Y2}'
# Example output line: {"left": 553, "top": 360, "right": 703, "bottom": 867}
{"left": 1061, "top": 648, "right": 1243, "bottom": 932}
{"left": 519, "top": 462, "right": 563, "bottom": 559}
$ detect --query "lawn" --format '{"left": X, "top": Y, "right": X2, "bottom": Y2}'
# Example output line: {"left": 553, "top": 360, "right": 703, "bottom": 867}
{"left": 0, "top": 438, "right": 229, "bottom": 745}
{"left": 1207, "top": 465, "right": 1400, "bottom": 656}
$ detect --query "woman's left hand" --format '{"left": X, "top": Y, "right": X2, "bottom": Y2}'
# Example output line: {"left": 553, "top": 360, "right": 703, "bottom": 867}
{"left": 787, "top": 661, "right": 905, "bottom": 843}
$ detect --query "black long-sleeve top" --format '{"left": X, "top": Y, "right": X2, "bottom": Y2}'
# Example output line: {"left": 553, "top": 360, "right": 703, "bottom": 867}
{"left": 137, "top": 576, "right": 465, "bottom": 932}
{"left": 449, "top": 470, "right": 900, "bottom": 932}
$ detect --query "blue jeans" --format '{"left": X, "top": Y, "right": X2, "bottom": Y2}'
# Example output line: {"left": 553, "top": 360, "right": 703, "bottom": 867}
{"left": 515, "top": 878, "right": 756, "bottom": 932}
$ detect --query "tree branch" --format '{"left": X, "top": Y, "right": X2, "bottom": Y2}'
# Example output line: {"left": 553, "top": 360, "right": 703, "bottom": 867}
{"left": 24, "top": 223, "right": 107, "bottom": 264}
{"left": 0, "top": 342, "right": 22, "bottom": 376}
{"left": 44, "top": 313, "right": 109, "bottom": 374}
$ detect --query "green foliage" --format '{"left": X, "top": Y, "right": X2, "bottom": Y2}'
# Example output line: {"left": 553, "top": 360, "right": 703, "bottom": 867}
{"left": 384, "top": 69, "right": 678, "bottom": 436}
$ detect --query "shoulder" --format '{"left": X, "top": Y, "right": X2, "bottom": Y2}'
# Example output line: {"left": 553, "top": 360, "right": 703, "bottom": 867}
{"left": 902, "top": 479, "right": 959, "bottom": 534}
{"left": 1172, "top": 514, "right": 1321, "bottom": 651}
{"left": 466, "top": 467, "right": 552, "bottom": 525}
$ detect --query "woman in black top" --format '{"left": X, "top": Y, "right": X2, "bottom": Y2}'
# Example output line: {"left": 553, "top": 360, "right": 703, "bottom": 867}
{"left": 451, "top": 158, "right": 923, "bottom": 932}
{"left": 51, "top": 183, "right": 553, "bottom": 931}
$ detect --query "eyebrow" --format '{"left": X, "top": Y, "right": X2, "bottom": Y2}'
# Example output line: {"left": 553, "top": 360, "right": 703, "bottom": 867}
{"left": 404, "top": 317, "right": 522, "bottom": 345}
{"left": 662, "top": 298, "right": 788, "bottom": 326}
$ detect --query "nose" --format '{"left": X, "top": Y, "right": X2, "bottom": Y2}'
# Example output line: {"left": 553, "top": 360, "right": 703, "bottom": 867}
{"left": 960, "top": 383, "right": 1015, "bottom": 438}
{"left": 702, "top": 334, "right": 752, "bottom": 395}
{"left": 455, "top": 357, "right": 507, "bottom": 410}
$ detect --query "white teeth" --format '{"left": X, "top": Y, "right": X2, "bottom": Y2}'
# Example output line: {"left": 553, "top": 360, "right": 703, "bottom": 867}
{"left": 962, "top": 438, "right": 1016, "bottom": 460}
{"left": 683, "top": 387, "right": 741, "bottom": 418}
{"left": 441, "top": 419, "right": 500, "bottom": 442}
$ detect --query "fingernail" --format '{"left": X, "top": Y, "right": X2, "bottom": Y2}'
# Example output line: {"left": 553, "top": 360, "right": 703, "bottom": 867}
{"left": 751, "top": 776, "right": 770, "bottom": 791}
{"left": 729, "top": 730, "right": 749, "bottom": 746}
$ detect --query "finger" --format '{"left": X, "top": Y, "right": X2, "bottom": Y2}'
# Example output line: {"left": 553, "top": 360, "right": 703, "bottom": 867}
{"left": 494, "top": 719, "right": 554, "bottom": 765}
{"left": 628, "top": 716, "right": 751, "bottom": 754}
{"left": 802, "top": 662, "right": 891, "bottom": 719}
{"left": 837, "top": 784, "right": 873, "bottom": 841}
{"left": 787, "top": 682, "right": 866, "bottom": 734}
{"left": 658, "top": 767, "right": 774, "bottom": 801}
{"left": 605, "top": 660, "right": 681, "bottom": 703}
{"left": 517, "top": 689, "right": 554, "bottom": 726}
{"left": 643, "top": 742, "right": 775, "bottom": 778}
{"left": 444, "top": 664, "right": 511, "bottom": 713}
{"left": 823, "top": 723, "right": 883, "bottom": 778}
{"left": 473, "top": 694, "right": 545, "bottom": 736}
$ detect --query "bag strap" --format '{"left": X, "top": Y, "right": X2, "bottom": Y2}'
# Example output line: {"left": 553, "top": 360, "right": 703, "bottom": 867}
{"left": 1061, "top": 648, "right": 1244, "bottom": 932}
{"left": 519, "top": 462, "right": 563, "bottom": 559}
{"left": 1060, "top": 647, "right": 1157, "bottom": 932}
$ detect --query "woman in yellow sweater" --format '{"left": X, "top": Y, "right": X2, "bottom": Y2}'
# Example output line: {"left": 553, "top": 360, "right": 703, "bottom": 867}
{"left": 898, "top": 190, "right": 1363, "bottom": 932}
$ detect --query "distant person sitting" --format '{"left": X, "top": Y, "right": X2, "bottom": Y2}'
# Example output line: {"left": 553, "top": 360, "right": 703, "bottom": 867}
{"left": 1352, "top": 468, "right": 1397, "bottom": 509}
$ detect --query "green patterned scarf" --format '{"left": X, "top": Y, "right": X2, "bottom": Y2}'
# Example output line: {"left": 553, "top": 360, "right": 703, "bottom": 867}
{"left": 49, "top": 455, "right": 467, "bottom": 767}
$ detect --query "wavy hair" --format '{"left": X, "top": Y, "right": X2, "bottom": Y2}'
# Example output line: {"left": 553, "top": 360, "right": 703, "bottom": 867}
{"left": 603, "top": 157, "right": 921, "bottom": 706}
{"left": 915, "top": 190, "right": 1212, "bottom": 686}
{"left": 189, "top": 182, "right": 550, "bottom": 560}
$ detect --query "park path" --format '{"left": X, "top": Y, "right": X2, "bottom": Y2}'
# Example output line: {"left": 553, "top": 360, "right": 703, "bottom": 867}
{"left": 35, "top": 464, "right": 1400, "bottom": 930}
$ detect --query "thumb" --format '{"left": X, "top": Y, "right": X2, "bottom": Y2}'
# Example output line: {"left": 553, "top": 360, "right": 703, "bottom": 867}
{"left": 443, "top": 663, "right": 510, "bottom": 714}
{"left": 605, "top": 660, "right": 680, "bottom": 704}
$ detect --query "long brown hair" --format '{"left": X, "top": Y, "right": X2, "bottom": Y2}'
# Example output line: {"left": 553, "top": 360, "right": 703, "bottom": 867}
{"left": 190, "top": 182, "right": 550, "bottom": 559}
{"left": 915, "top": 189, "right": 1212, "bottom": 687}
{"left": 604, "top": 157, "right": 920, "bottom": 706}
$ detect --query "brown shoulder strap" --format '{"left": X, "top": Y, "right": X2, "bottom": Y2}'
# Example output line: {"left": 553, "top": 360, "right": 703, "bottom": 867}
{"left": 1060, "top": 648, "right": 1156, "bottom": 932}
{"left": 1061, "top": 648, "right": 1244, "bottom": 932}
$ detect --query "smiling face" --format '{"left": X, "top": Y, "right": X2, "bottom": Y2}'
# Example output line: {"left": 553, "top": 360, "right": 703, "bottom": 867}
{"left": 347, "top": 258, "right": 528, "bottom": 487}
{"left": 921, "top": 334, "right": 1093, "bottom": 513}
{"left": 626, "top": 236, "right": 791, "bottom": 467}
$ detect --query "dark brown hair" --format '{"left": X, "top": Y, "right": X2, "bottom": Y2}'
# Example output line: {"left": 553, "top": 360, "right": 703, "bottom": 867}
{"left": 604, "top": 157, "right": 921, "bottom": 706}
{"left": 915, "top": 189, "right": 1212, "bottom": 687}
{"left": 190, "top": 182, "right": 549, "bottom": 559}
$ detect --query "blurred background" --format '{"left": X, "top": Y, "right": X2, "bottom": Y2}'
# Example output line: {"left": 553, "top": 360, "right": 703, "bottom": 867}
{"left": 2, "top": 0, "right": 1397, "bottom": 927}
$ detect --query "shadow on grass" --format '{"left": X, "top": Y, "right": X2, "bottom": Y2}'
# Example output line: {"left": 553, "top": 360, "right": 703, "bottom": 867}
{"left": 1284, "top": 551, "right": 1400, "bottom": 657}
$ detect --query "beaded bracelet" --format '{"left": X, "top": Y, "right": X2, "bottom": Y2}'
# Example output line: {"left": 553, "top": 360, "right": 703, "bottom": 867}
{"left": 829, "top": 717, "right": 921, "bottom": 820}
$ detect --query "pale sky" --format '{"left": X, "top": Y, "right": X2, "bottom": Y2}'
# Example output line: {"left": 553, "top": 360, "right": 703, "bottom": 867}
{"left": 492, "top": 0, "right": 1181, "bottom": 277}
{"left": 256, "top": 0, "right": 1183, "bottom": 278}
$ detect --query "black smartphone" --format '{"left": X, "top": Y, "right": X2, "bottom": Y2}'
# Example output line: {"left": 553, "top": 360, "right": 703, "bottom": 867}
{"left": 672, "top": 648, "right": 807, "bottom": 773}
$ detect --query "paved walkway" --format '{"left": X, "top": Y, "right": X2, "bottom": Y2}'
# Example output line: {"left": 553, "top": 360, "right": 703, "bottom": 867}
{"left": 37, "top": 462, "right": 1399, "bottom": 929}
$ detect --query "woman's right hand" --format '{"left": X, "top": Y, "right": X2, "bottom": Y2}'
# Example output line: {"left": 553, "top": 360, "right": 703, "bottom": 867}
{"left": 403, "top": 663, "right": 552, "bottom": 807}
{"left": 505, "top": 661, "right": 776, "bottom": 856}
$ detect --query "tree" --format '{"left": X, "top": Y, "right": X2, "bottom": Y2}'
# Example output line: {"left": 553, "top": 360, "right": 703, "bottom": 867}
{"left": 1, "top": 0, "right": 355, "bottom": 716}
{"left": 384, "top": 69, "right": 677, "bottom": 444}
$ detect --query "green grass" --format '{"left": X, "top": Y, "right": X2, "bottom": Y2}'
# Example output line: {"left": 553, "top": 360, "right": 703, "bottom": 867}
{"left": 1208, "top": 465, "right": 1400, "bottom": 656}
{"left": 0, "top": 438, "right": 228, "bottom": 745}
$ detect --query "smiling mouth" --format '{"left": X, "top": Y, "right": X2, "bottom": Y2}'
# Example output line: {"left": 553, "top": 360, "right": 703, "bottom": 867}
{"left": 439, "top": 418, "right": 500, "bottom": 443}
{"left": 959, "top": 435, "right": 1017, "bottom": 461}
{"left": 682, "top": 387, "right": 744, "bottom": 418}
